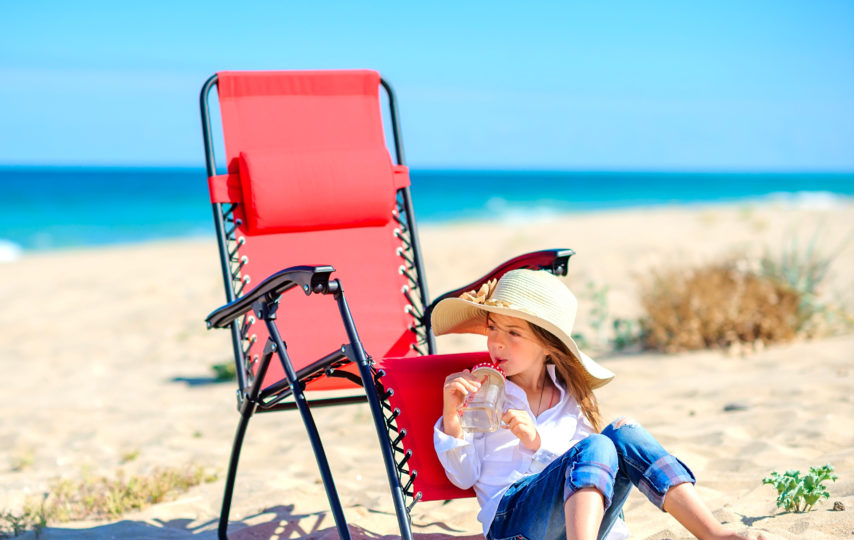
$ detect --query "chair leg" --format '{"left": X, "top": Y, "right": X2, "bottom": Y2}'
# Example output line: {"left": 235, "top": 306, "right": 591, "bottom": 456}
{"left": 218, "top": 409, "right": 252, "bottom": 540}
{"left": 219, "top": 338, "right": 276, "bottom": 540}
{"left": 334, "top": 288, "right": 415, "bottom": 540}
{"left": 266, "top": 320, "right": 353, "bottom": 540}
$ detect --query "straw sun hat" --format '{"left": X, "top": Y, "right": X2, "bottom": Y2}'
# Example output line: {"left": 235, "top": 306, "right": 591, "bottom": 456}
{"left": 431, "top": 269, "right": 615, "bottom": 389}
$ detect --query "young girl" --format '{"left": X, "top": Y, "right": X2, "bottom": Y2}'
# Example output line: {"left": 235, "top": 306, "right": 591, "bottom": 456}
{"left": 432, "top": 269, "right": 757, "bottom": 540}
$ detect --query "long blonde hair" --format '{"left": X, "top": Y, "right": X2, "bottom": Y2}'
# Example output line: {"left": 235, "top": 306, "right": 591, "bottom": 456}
{"left": 529, "top": 323, "right": 603, "bottom": 432}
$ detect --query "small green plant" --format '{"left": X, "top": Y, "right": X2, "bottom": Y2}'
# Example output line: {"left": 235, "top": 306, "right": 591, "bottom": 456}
{"left": 120, "top": 449, "right": 140, "bottom": 463}
{"left": 9, "top": 449, "right": 34, "bottom": 472}
{"left": 586, "top": 281, "right": 610, "bottom": 347}
{"left": 762, "top": 464, "right": 838, "bottom": 512}
{"left": 760, "top": 230, "right": 853, "bottom": 337}
{"left": 612, "top": 318, "right": 643, "bottom": 351}
{"left": 211, "top": 360, "right": 236, "bottom": 381}
{"left": 1, "top": 510, "right": 34, "bottom": 538}
{"left": 0, "top": 496, "right": 47, "bottom": 539}
{"left": 571, "top": 332, "right": 590, "bottom": 351}
{"left": 573, "top": 282, "right": 643, "bottom": 352}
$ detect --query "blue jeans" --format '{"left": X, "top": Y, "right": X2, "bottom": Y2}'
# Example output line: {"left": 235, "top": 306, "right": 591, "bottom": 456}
{"left": 486, "top": 420, "right": 696, "bottom": 540}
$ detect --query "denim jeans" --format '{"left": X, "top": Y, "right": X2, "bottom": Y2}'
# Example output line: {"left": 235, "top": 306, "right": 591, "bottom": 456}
{"left": 486, "top": 420, "right": 696, "bottom": 540}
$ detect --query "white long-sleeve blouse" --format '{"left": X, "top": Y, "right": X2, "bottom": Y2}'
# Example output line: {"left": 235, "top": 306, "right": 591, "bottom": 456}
{"left": 433, "top": 364, "right": 629, "bottom": 539}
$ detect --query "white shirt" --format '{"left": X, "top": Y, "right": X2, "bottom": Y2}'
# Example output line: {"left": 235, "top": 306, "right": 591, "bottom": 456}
{"left": 433, "top": 365, "right": 630, "bottom": 539}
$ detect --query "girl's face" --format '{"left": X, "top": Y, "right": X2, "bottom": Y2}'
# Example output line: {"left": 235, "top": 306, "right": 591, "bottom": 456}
{"left": 486, "top": 313, "right": 548, "bottom": 378}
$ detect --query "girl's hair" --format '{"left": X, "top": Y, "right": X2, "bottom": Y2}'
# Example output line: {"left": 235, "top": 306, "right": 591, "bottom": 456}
{"left": 528, "top": 323, "right": 603, "bottom": 432}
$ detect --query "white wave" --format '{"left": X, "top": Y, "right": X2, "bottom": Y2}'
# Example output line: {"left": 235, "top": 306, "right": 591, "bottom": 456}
{"left": 484, "top": 197, "right": 564, "bottom": 224}
{"left": 485, "top": 196, "right": 509, "bottom": 213}
{"left": 762, "top": 191, "right": 850, "bottom": 210}
{"left": 0, "top": 240, "right": 22, "bottom": 263}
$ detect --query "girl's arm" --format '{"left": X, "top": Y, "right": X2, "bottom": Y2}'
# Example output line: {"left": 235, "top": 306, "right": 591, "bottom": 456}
{"left": 433, "top": 370, "right": 483, "bottom": 489}
{"left": 433, "top": 417, "right": 481, "bottom": 489}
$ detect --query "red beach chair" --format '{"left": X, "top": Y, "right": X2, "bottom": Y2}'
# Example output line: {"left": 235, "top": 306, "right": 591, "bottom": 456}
{"left": 199, "top": 69, "right": 574, "bottom": 540}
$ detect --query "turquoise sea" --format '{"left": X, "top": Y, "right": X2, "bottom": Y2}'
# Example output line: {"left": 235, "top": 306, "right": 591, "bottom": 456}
{"left": 1, "top": 166, "right": 853, "bottom": 261}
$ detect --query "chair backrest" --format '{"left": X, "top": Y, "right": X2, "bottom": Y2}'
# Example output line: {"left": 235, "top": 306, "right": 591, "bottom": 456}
{"left": 204, "top": 70, "right": 425, "bottom": 390}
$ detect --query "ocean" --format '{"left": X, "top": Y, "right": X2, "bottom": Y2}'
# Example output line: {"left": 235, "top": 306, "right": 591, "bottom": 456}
{"left": 1, "top": 166, "right": 852, "bottom": 261}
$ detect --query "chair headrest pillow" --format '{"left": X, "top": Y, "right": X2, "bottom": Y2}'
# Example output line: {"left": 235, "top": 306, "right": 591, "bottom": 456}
{"left": 238, "top": 148, "right": 404, "bottom": 235}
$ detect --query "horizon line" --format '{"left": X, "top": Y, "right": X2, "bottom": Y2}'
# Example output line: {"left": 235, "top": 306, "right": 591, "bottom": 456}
{"left": 1, "top": 164, "right": 853, "bottom": 176}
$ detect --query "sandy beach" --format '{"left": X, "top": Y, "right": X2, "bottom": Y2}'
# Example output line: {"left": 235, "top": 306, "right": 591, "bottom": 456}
{"left": 1, "top": 200, "right": 852, "bottom": 539}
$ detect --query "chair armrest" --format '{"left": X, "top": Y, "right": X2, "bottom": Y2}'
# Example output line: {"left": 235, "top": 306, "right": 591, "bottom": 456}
{"left": 422, "top": 248, "right": 575, "bottom": 329}
{"left": 205, "top": 265, "right": 335, "bottom": 329}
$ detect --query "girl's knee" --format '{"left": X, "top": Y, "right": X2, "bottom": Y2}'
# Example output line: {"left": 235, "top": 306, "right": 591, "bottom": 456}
{"left": 602, "top": 417, "right": 648, "bottom": 447}
{"left": 564, "top": 435, "right": 618, "bottom": 508}
{"left": 604, "top": 416, "right": 641, "bottom": 435}
{"left": 574, "top": 433, "right": 618, "bottom": 470}
{"left": 611, "top": 416, "right": 640, "bottom": 430}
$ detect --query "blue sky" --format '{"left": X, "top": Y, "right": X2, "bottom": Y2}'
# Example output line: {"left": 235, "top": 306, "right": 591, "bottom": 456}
{"left": 2, "top": 1, "right": 853, "bottom": 171}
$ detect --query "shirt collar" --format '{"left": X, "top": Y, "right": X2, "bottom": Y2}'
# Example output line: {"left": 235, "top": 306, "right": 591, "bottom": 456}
{"left": 505, "top": 364, "right": 566, "bottom": 402}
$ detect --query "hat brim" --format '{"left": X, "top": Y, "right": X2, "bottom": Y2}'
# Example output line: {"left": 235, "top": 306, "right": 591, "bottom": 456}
{"left": 431, "top": 297, "right": 615, "bottom": 389}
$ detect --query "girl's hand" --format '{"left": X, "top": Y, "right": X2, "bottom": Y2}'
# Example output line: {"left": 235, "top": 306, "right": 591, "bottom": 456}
{"left": 441, "top": 370, "right": 481, "bottom": 439}
{"left": 502, "top": 409, "right": 541, "bottom": 451}
{"left": 442, "top": 369, "right": 481, "bottom": 413}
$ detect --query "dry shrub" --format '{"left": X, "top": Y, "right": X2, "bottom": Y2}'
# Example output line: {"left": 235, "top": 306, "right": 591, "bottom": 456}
{"left": 640, "top": 261, "right": 801, "bottom": 353}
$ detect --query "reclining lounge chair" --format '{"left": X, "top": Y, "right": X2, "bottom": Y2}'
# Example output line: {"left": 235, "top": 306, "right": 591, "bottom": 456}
{"left": 199, "top": 69, "right": 574, "bottom": 540}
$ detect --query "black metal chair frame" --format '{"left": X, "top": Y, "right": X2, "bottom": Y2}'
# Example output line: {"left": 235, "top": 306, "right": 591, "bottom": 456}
{"left": 200, "top": 73, "right": 574, "bottom": 540}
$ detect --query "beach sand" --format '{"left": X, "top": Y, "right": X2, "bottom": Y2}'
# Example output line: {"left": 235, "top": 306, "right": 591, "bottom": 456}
{"left": 1, "top": 201, "right": 852, "bottom": 539}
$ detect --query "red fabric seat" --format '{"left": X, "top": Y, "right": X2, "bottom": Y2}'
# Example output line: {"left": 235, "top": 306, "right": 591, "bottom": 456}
{"left": 378, "top": 352, "right": 491, "bottom": 501}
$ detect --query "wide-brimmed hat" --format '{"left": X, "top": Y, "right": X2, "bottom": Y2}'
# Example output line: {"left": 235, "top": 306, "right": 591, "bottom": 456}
{"left": 431, "top": 269, "right": 615, "bottom": 389}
